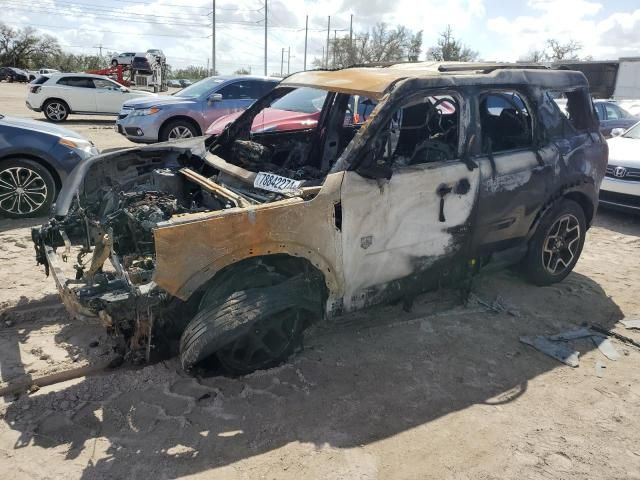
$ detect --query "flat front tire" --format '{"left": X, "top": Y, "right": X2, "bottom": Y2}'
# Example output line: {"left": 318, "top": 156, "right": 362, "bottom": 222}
{"left": 523, "top": 199, "right": 586, "bottom": 286}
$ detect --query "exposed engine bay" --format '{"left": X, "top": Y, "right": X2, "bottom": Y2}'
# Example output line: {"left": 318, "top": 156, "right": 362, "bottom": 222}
{"left": 33, "top": 136, "right": 326, "bottom": 362}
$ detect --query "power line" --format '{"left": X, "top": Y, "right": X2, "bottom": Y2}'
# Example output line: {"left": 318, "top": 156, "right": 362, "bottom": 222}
{"left": 8, "top": 20, "right": 208, "bottom": 38}
{"left": 1, "top": 2, "right": 211, "bottom": 28}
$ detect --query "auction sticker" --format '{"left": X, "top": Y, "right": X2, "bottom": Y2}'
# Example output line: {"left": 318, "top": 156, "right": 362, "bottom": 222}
{"left": 254, "top": 172, "right": 302, "bottom": 194}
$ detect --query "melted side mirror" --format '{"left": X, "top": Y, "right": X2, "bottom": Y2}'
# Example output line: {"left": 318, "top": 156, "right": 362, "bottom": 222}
{"left": 610, "top": 128, "right": 625, "bottom": 137}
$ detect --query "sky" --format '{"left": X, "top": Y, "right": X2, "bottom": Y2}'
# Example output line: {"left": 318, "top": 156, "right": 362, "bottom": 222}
{"left": 2, "top": 0, "right": 640, "bottom": 74}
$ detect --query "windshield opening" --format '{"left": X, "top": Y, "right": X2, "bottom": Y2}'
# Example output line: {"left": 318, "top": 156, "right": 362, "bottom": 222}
{"left": 177, "top": 77, "right": 225, "bottom": 98}
{"left": 270, "top": 87, "right": 328, "bottom": 114}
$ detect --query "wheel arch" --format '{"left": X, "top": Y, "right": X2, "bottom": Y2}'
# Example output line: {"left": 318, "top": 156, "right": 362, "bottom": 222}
{"left": 169, "top": 248, "right": 341, "bottom": 316}
{"left": 0, "top": 153, "right": 62, "bottom": 190}
{"left": 563, "top": 190, "right": 595, "bottom": 227}
{"left": 159, "top": 115, "right": 202, "bottom": 140}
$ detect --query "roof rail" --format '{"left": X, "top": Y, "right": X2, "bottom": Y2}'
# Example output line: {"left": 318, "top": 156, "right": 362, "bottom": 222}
{"left": 437, "top": 63, "right": 549, "bottom": 73}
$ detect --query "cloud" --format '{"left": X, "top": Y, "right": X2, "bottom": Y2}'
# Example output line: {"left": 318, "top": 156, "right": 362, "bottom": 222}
{"left": 486, "top": 1, "right": 640, "bottom": 60}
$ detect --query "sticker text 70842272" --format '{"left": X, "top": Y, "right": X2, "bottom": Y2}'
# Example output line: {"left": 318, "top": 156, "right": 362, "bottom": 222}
{"left": 254, "top": 172, "right": 303, "bottom": 194}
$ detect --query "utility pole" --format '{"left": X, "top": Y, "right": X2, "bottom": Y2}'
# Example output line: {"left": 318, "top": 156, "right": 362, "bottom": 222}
{"left": 93, "top": 44, "right": 103, "bottom": 57}
{"left": 287, "top": 47, "right": 290, "bottom": 75}
{"left": 264, "top": 0, "right": 268, "bottom": 76}
{"left": 280, "top": 48, "right": 285, "bottom": 77}
{"left": 303, "top": 15, "right": 308, "bottom": 71}
{"left": 212, "top": 0, "right": 216, "bottom": 75}
{"left": 349, "top": 14, "right": 353, "bottom": 65}
{"left": 333, "top": 30, "right": 337, "bottom": 68}
{"left": 325, "top": 16, "right": 331, "bottom": 68}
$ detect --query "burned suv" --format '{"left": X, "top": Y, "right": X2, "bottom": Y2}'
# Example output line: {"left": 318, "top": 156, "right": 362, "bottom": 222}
{"left": 33, "top": 63, "right": 607, "bottom": 374}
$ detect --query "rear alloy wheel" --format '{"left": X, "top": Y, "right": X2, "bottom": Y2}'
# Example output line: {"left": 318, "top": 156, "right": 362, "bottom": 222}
{"left": 0, "top": 159, "right": 56, "bottom": 218}
{"left": 160, "top": 119, "right": 198, "bottom": 142}
{"left": 523, "top": 199, "right": 586, "bottom": 286}
{"left": 43, "top": 100, "right": 69, "bottom": 122}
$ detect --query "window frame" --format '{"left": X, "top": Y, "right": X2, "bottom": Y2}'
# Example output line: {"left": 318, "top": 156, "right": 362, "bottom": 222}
{"left": 477, "top": 88, "right": 536, "bottom": 156}
{"left": 350, "top": 88, "right": 465, "bottom": 172}
{"left": 56, "top": 76, "right": 96, "bottom": 89}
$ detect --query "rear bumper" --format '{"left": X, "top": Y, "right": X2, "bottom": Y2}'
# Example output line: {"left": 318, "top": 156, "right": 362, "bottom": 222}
{"left": 25, "top": 100, "right": 41, "bottom": 112}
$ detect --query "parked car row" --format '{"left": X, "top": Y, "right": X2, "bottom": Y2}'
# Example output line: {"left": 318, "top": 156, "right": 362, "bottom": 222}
{"left": 0, "top": 67, "right": 29, "bottom": 83}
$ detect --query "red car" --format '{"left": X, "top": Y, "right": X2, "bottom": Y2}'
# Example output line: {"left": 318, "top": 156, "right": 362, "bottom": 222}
{"left": 206, "top": 87, "right": 377, "bottom": 135}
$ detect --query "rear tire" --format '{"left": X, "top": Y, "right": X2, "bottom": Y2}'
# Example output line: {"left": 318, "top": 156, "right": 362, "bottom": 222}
{"left": 43, "top": 99, "right": 69, "bottom": 122}
{"left": 159, "top": 119, "right": 198, "bottom": 142}
{"left": 522, "top": 199, "right": 586, "bottom": 286}
{"left": 0, "top": 159, "right": 56, "bottom": 218}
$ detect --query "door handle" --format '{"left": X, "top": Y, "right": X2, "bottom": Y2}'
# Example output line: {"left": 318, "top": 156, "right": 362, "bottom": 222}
{"left": 437, "top": 184, "right": 453, "bottom": 222}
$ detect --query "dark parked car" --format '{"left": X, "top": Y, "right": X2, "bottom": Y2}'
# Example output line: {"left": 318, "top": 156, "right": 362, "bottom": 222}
{"left": 593, "top": 100, "right": 639, "bottom": 137}
{"left": 34, "top": 64, "right": 606, "bottom": 374}
{"left": 0, "top": 67, "right": 29, "bottom": 83}
{"left": 0, "top": 114, "right": 99, "bottom": 217}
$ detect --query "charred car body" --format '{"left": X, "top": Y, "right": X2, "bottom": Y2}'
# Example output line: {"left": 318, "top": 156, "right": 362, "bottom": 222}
{"left": 33, "top": 63, "right": 607, "bottom": 374}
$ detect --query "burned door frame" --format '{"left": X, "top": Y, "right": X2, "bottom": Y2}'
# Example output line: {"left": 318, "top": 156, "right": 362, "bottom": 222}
{"left": 469, "top": 86, "right": 555, "bottom": 257}
{"left": 338, "top": 88, "right": 481, "bottom": 312}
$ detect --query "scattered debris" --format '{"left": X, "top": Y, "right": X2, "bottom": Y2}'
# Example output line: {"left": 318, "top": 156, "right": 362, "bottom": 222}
{"left": 591, "top": 324, "right": 640, "bottom": 350}
{"left": 520, "top": 336, "right": 580, "bottom": 367}
{"left": 591, "top": 336, "right": 621, "bottom": 361}
{"left": 470, "top": 293, "right": 520, "bottom": 317}
{"left": 620, "top": 319, "right": 640, "bottom": 330}
{"left": 548, "top": 328, "right": 596, "bottom": 341}
{"left": 595, "top": 361, "right": 606, "bottom": 378}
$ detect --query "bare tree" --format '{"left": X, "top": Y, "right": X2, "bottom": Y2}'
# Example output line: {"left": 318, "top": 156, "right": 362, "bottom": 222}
{"left": 426, "top": 25, "right": 478, "bottom": 62}
{"left": 233, "top": 67, "right": 251, "bottom": 75}
{"left": 519, "top": 39, "right": 583, "bottom": 63}
{"left": 546, "top": 39, "right": 582, "bottom": 61}
{"left": 312, "top": 23, "right": 423, "bottom": 69}
{"left": 519, "top": 49, "right": 546, "bottom": 63}
{"left": 0, "top": 23, "right": 60, "bottom": 68}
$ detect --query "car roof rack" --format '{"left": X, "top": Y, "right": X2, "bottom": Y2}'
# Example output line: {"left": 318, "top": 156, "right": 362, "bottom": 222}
{"left": 437, "top": 63, "right": 549, "bottom": 73}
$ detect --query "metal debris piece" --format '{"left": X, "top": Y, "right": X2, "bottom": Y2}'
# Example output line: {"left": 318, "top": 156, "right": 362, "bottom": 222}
{"left": 548, "top": 328, "right": 597, "bottom": 341}
{"left": 591, "top": 336, "right": 621, "bottom": 361}
{"left": 591, "top": 324, "right": 640, "bottom": 350}
{"left": 595, "top": 361, "right": 606, "bottom": 378}
{"left": 620, "top": 319, "right": 640, "bottom": 330}
{"left": 519, "top": 336, "right": 580, "bottom": 367}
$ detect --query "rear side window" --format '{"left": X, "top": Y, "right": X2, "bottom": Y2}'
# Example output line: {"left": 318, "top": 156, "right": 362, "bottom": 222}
{"left": 479, "top": 91, "right": 532, "bottom": 153}
{"left": 603, "top": 103, "right": 629, "bottom": 120}
{"left": 33, "top": 76, "right": 49, "bottom": 85}
{"left": 57, "top": 77, "right": 95, "bottom": 88}
{"left": 549, "top": 89, "right": 595, "bottom": 131}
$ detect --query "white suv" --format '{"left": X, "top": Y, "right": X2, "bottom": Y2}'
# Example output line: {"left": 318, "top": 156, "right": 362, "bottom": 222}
{"left": 26, "top": 73, "right": 156, "bottom": 122}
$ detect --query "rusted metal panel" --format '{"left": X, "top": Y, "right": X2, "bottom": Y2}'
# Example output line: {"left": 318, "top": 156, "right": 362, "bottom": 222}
{"left": 282, "top": 65, "right": 590, "bottom": 99}
{"left": 153, "top": 171, "right": 346, "bottom": 311}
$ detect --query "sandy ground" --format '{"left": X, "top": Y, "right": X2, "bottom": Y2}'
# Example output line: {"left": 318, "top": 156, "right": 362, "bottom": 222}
{"left": 1, "top": 82, "right": 640, "bottom": 479}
